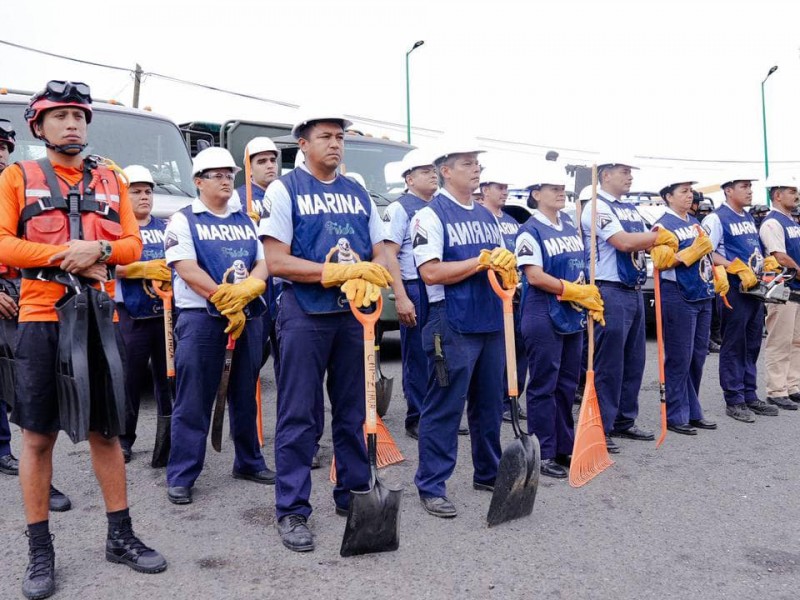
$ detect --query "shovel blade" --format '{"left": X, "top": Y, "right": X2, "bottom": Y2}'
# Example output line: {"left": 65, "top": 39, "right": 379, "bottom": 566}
{"left": 340, "top": 476, "right": 402, "bottom": 557}
{"left": 151, "top": 415, "right": 172, "bottom": 468}
{"left": 375, "top": 376, "right": 394, "bottom": 418}
{"left": 486, "top": 433, "right": 541, "bottom": 527}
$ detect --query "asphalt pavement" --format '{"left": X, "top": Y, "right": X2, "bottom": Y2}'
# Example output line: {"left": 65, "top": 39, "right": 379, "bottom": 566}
{"left": 1, "top": 332, "right": 799, "bottom": 600}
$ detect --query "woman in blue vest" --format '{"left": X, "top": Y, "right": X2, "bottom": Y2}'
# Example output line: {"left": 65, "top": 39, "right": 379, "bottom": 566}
{"left": 115, "top": 165, "right": 172, "bottom": 461}
{"left": 515, "top": 165, "right": 604, "bottom": 478}
{"left": 650, "top": 176, "right": 719, "bottom": 435}
{"left": 163, "top": 148, "right": 272, "bottom": 505}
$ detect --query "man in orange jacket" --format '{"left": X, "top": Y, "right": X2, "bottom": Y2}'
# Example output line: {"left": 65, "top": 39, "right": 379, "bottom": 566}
{"left": 0, "top": 80, "right": 166, "bottom": 600}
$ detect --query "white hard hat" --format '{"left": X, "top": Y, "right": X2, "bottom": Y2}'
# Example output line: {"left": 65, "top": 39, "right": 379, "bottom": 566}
{"left": 578, "top": 185, "right": 596, "bottom": 201}
{"left": 433, "top": 136, "right": 484, "bottom": 165}
{"left": 480, "top": 167, "right": 513, "bottom": 187}
{"left": 192, "top": 147, "right": 241, "bottom": 177}
{"left": 244, "top": 137, "right": 278, "bottom": 161}
{"left": 763, "top": 173, "right": 798, "bottom": 189}
{"left": 399, "top": 148, "right": 436, "bottom": 178}
{"left": 596, "top": 156, "right": 639, "bottom": 171}
{"left": 526, "top": 163, "right": 568, "bottom": 189}
{"left": 291, "top": 109, "right": 353, "bottom": 139}
{"left": 123, "top": 165, "right": 154, "bottom": 187}
{"left": 659, "top": 173, "right": 698, "bottom": 196}
{"left": 345, "top": 172, "right": 367, "bottom": 189}
{"left": 720, "top": 174, "right": 759, "bottom": 188}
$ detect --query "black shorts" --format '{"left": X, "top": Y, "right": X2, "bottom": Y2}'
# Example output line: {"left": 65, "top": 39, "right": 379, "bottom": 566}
{"left": 11, "top": 322, "right": 60, "bottom": 434}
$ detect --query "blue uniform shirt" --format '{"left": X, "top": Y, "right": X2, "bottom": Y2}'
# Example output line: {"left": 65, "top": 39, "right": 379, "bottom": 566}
{"left": 495, "top": 210, "right": 520, "bottom": 251}
{"left": 655, "top": 208, "right": 714, "bottom": 302}
{"left": 118, "top": 216, "right": 168, "bottom": 319}
{"left": 235, "top": 181, "right": 268, "bottom": 218}
{"left": 704, "top": 203, "right": 763, "bottom": 272}
{"left": 384, "top": 192, "right": 430, "bottom": 281}
{"left": 761, "top": 209, "right": 800, "bottom": 290}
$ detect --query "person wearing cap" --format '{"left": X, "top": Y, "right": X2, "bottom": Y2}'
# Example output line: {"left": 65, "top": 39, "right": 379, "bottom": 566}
{"left": 751, "top": 204, "right": 770, "bottom": 229}
{"left": 411, "top": 140, "right": 514, "bottom": 518}
{"left": 701, "top": 175, "right": 775, "bottom": 422}
{"left": 0, "top": 80, "right": 166, "bottom": 599}
{"left": 695, "top": 199, "right": 721, "bottom": 352}
{"left": 479, "top": 167, "right": 526, "bottom": 421}
{"left": 164, "top": 146, "right": 274, "bottom": 506}
{"left": 236, "top": 137, "right": 280, "bottom": 220}
{"left": 259, "top": 111, "right": 392, "bottom": 551}
{"left": 649, "top": 177, "right": 719, "bottom": 435}
{"left": 114, "top": 165, "right": 172, "bottom": 462}
{"left": 579, "top": 158, "right": 678, "bottom": 453}
{"left": 759, "top": 175, "right": 800, "bottom": 410}
{"left": 383, "top": 148, "right": 438, "bottom": 440}
{"left": 515, "top": 166, "right": 603, "bottom": 478}
{"left": 687, "top": 191, "right": 702, "bottom": 218}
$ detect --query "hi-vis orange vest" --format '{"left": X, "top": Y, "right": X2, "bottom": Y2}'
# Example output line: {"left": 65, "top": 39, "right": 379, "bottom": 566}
{"left": 17, "top": 158, "right": 123, "bottom": 246}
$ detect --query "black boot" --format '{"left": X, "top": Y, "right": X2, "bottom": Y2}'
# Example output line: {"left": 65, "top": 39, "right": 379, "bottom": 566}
{"left": 106, "top": 516, "right": 167, "bottom": 574}
{"left": 22, "top": 532, "right": 55, "bottom": 600}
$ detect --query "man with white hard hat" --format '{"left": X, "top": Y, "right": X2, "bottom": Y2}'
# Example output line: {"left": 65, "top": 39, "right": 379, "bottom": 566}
{"left": 702, "top": 174, "right": 775, "bottom": 422}
{"left": 382, "top": 148, "right": 438, "bottom": 440}
{"left": 411, "top": 139, "right": 515, "bottom": 518}
{"left": 236, "top": 137, "right": 279, "bottom": 220}
{"left": 259, "top": 110, "right": 392, "bottom": 551}
{"left": 759, "top": 174, "right": 800, "bottom": 410}
{"left": 580, "top": 157, "right": 678, "bottom": 453}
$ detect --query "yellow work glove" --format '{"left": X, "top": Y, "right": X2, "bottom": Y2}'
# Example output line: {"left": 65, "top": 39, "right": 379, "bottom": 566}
{"left": 499, "top": 268, "right": 520, "bottom": 290}
{"left": 675, "top": 232, "right": 713, "bottom": 266}
{"left": 224, "top": 310, "right": 246, "bottom": 340}
{"left": 559, "top": 281, "right": 605, "bottom": 312}
{"left": 124, "top": 259, "right": 171, "bottom": 281}
{"left": 477, "top": 247, "right": 517, "bottom": 271}
{"left": 652, "top": 227, "right": 680, "bottom": 252}
{"left": 247, "top": 211, "right": 261, "bottom": 224}
{"left": 712, "top": 265, "right": 730, "bottom": 296}
{"left": 589, "top": 309, "right": 606, "bottom": 327}
{"left": 210, "top": 276, "right": 267, "bottom": 315}
{"left": 321, "top": 261, "right": 393, "bottom": 288}
{"left": 341, "top": 278, "right": 382, "bottom": 308}
{"left": 726, "top": 258, "right": 758, "bottom": 290}
{"left": 650, "top": 245, "right": 678, "bottom": 270}
{"left": 763, "top": 256, "right": 781, "bottom": 272}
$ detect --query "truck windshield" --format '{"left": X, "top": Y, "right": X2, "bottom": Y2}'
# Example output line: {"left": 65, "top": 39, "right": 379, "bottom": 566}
{"left": 0, "top": 105, "right": 194, "bottom": 197}
{"left": 342, "top": 139, "right": 410, "bottom": 200}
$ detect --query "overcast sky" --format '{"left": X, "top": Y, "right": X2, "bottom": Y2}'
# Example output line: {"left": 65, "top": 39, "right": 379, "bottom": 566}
{"left": 4, "top": 0, "right": 800, "bottom": 183}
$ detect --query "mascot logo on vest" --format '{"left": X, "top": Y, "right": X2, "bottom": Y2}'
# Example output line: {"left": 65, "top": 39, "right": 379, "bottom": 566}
{"left": 326, "top": 238, "right": 361, "bottom": 264}
{"left": 747, "top": 249, "right": 764, "bottom": 276}
{"left": 222, "top": 260, "right": 250, "bottom": 284}
{"left": 567, "top": 271, "right": 587, "bottom": 313}
{"left": 630, "top": 249, "right": 646, "bottom": 272}
{"left": 699, "top": 255, "right": 714, "bottom": 283}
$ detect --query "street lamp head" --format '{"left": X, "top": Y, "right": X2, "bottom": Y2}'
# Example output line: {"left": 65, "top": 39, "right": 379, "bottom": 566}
{"left": 413, "top": 40, "right": 425, "bottom": 50}
{"left": 768, "top": 65, "right": 778, "bottom": 76}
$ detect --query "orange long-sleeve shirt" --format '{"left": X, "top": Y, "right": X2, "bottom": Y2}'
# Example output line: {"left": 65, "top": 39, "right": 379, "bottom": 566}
{"left": 0, "top": 162, "right": 142, "bottom": 322}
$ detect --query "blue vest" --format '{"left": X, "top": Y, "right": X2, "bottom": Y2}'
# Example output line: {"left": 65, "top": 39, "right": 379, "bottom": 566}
{"left": 496, "top": 211, "right": 520, "bottom": 250}
{"left": 429, "top": 194, "right": 503, "bottom": 333}
{"left": 521, "top": 213, "right": 586, "bottom": 334}
{"left": 602, "top": 197, "right": 647, "bottom": 286}
{"left": 282, "top": 168, "right": 374, "bottom": 314}
{"left": 655, "top": 212, "right": 714, "bottom": 302}
{"left": 235, "top": 182, "right": 268, "bottom": 218}
{"left": 120, "top": 217, "right": 167, "bottom": 319}
{"left": 396, "top": 192, "right": 430, "bottom": 280}
{"left": 180, "top": 205, "right": 266, "bottom": 318}
{"left": 716, "top": 204, "right": 763, "bottom": 272}
{"left": 762, "top": 210, "right": 800, "bottom": 290}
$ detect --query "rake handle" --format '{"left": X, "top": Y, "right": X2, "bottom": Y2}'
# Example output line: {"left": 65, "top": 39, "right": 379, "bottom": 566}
{"left": 587, "top": 164, "right": 598, "bottom": 371}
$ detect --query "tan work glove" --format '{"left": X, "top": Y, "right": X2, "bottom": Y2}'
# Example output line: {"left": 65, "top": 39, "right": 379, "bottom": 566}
{"left": 247, "top": 211, "right": 261, "bottom": 224}
{"left": 559, "top": 280, "right": 605, "bottom": 312}
{"left": 477, "top": 247, "right": 517, "bottom": 271}
{"left": 341, "top": 278, "right": 382, "bottom": 308}
{"left": 499, "top": 268, "right": 520, "bottom": 290}
{"left": 712, "top": 265, "right": 730, "bottom": 296}
{"left": 763, "top": 256, "right": 781, "bottom": 272}
{"left": 726, "top": 258, "right": 758, "bottom": 290}
{"left": 321, "top": 261, "right": 393, "bottom": 288}
{"left": 650, "top": 245, "right": 678, "bottom": 270}
{"left": 210, "top": 276, "right": 266, "bottom": 315}
{"left": 224, "top": 310, "right": 246, "bottom": 340}
{"left": 652, "top": 227, "right": 680, "bottom": 252}
{"left": 589, "top": 309, "right": 606, "bottom": 327}
{"left": 124, "top": 258, "right": 171, "bottom": 281}
{"left": 675, "top": 232, "right": 713, "bottom": 266}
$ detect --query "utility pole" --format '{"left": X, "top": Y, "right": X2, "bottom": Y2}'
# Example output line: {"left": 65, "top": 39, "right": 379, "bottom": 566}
{"left": 132, "top": 63, "right": 143, "bottom": 108}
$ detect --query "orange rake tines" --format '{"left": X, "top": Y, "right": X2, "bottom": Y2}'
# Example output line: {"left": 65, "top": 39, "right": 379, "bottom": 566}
{"left": 329, "top": 414, "right": 404, "bottom": 484}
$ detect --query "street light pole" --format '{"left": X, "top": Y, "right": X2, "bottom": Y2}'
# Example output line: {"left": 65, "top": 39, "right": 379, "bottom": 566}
{"left": 405, "top": 40, "right": 425, "bottom": 144}
{"left": 761, "top": 65, "right": 778, "bottom": 204}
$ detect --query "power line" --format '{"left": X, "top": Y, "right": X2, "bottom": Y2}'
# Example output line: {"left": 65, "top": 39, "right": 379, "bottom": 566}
{"left": 0, "top": 39, "right": 130, "bottom": 72}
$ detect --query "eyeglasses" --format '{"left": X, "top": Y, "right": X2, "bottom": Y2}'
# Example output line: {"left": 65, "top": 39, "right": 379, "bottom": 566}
{"left": 201, "top": 172, "right": 235, "bottom": 181}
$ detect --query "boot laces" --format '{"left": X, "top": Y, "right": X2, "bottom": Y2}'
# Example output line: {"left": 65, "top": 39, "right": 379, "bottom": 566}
{"left": 112, "top": 519, "right": 153, "bottom": 553}
{"left": 286, "top": 514, "right": 307, "bottom": 530}
{"left": 26, "top": 533, "right": 54, "bottom": 578}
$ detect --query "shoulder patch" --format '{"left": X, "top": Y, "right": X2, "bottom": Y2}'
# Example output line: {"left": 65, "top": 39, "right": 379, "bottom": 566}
{"left": 597, "top": 214, "right": 613, "bottom": 230}
{"left": 412, "top": 222, "right": 428, "bottom": 247}
{"left": 164, "top": 231, "right": 179, "bottom": 251}
{"left": 381, "top": 211, "right": 391, "bottom": 223}
{"left": 518, "top": 240, "right": 534, "bottom": 257}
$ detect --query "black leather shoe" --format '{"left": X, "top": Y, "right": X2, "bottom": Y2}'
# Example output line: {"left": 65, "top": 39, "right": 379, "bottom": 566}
{"left": 605, "top": 436, "right": 620, "bottom": 454}
{"left": 335, "top": 505, "right": 349, "bottom": 517}
{"left": 747, "top": 399, "right": 779, "bottom": 416}
{"left": 167, "top": 486, "right": 192, "bottom": 505}
{"left": 0, "top": 452, "right": 19, "bottom": 476}
{"left": 726, "top": 404, "right": 755, "bottom": 423}
{"left": 472, "top": 480, "right": 494, "bottom": 492}
{"left": 767, "top": 396, "right": 798, "bottom": 411}
{"left": 555, "top": 454, "right": 572, "bottom": 467}
{"left": 610, "top": 425, "right": 655, "bottom": 441}
{"left": 405, "top": 422, "right": 419, "bottom": 440}
{"left": 667, "top": 423, "right": 697, "bottom": 436}
{"left": 232, "top": 468, "right": 276, "bottom": 485}
{"left": 540, "top": 459, "right": 568, "bottom": 479}
{"left": 277, "top": 514, "right": 314, "bottom": 552}
{"left": 789, "top": 392, "right": 800, "bottom": 404}
{"left": 49, "top": 486, "right": 71, "bottom": 512}
{"left": 420, "top": 496, "right": 457, "bottom": 518}
{"left": 458, "top": 426, "right": 469, "bottom": 436}
{"left": 22, "top": 532, "right": 55, "bottom": 600}
{"left": 310, "top": 449, "right": 320, "bottom": 470}
{"left": 689, "top": 418, "right": 717, "bottom": 430}
{"left": 106, "top": 518, "right": 167, "bottom": 574}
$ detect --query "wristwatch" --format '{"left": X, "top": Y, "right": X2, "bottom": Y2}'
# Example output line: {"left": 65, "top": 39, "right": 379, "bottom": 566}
{"left": 97, "top": 240, "right": 112, "bottom": 263}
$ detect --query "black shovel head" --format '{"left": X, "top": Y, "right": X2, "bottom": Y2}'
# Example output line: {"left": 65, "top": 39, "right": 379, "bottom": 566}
{"left": 151, "top": 415, "right": 172, "bottom": 468}
{"left": 55, "top": 290, "right": 91, "bottom": 444}
{"left": 340, "top": 467, "right": 402, "bottom": 557}
{"left": 487, "top": 431, "right": 541, "bottom": 527}
{"left": 375, "top": 376, "right": 393, "bottom": 418}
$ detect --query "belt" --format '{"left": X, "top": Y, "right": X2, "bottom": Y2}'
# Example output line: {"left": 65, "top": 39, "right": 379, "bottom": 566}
{"left": 428, "top": 300, "right": 444, "bottom": 307}
{"left": 597, "top": 280, "right": 642, "bottom": 292}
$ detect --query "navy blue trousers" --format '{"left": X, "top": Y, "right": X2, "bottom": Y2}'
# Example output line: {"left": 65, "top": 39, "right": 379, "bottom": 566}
{"left": 399, "top": 279, "right": 425, "bottom": 429}
{"left": 521, "top": 293, "right": 581, "bottom": 460}
{"left": 273, "top": 288, "right": 369, "bottom": 519}
{"left": 594, "top": 283, "right": 646, "bottom": 433}
{"left": 116, "top": 305, "right": 171, "bottom": 449}
{"left": 166, "top": 311, "right": 266, "bottom": 488}
{"left": 718, "top": 279, "right": 764, "bottom": 406}
{"left": 661, "top": 281, "right": 711, "bottom": 425}
{"left": 415, "top": 303, "right": 504, "bottom": 498}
